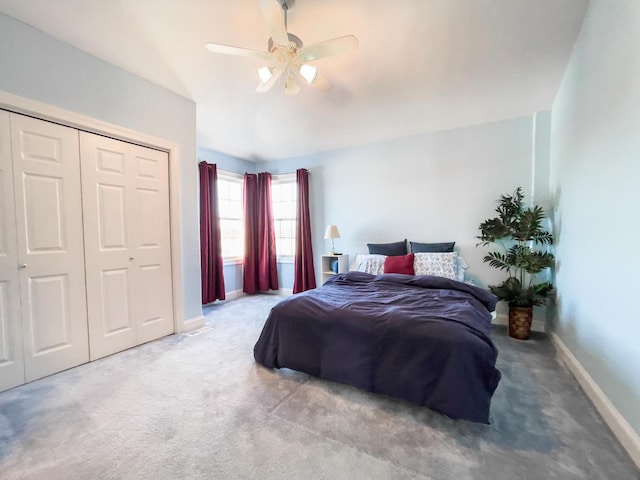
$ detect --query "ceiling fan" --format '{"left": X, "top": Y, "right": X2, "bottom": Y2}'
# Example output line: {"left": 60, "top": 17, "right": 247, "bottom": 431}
{"left": 205, "top": 0, "right": 358, "bottom": 95}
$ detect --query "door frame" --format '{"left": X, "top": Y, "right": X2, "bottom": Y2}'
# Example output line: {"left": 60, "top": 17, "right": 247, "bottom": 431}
{"left": 0, "top": 90, "right": 188, "bottom": 333}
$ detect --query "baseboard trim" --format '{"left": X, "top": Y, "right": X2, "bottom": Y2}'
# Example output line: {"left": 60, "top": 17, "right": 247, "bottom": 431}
{"left": 550, "top": 333, "right": 640, "bottom": 468}
{"left": 223, "top": 288, "right": 292, "bottom": 300}
{"left": 225, "top": 290, "right": 245, "bottom": 300}
{"left": 180, "top": 314, "right": 205, "bottom": 333}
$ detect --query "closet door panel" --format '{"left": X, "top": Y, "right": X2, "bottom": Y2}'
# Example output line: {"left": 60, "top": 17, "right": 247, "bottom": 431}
{"left": 22, "top": 174, "right": 66, "bottom": 251}
{"left": 10, "top": 113, "right": 89, "bottom": 382}
{"left": 80, "top": 133, "right": 173, "bottom": 360}
{"left": 95, "top": 180, "right": 134, "bottom": 341}
{"left": 99, "top": 268, "right": 133, "bottom": 334}
{"left": 27, "top": 275, "right": 73, "bottom": 352}
{"left": 132, "top": 147, "right": 173, "bottom": 344}
{"left": 80, "top": 135, "right": 136, "bottom": 360}
{"left": 0, "top": 110, "right": 25, "bottom": 392}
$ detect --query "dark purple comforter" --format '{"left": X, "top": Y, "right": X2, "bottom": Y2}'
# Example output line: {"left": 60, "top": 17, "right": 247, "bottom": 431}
{"left": 254, "top": 271, "right": 501, "bottom": 423}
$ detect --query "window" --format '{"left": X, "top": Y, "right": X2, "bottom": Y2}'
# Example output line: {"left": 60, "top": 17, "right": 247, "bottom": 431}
{"left": 215, "top": 170, "right": 297, "bottom": 261}
{"left": 271, "top": 174, "right": 297, "bottom": 258}
{"left": 217, "top": 170, "right": 244, "bottom": 259}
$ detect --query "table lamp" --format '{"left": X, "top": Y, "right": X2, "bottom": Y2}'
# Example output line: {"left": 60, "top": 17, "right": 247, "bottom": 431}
{"left": 324, "top": 225, "right": 341, "bottom": 255}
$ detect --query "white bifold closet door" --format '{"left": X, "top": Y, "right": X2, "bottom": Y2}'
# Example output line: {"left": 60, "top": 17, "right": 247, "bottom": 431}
{"left": 10, "top": 113, "right": 90, "bottom": 383}
{"left": 80, "top": 132, "right": 173, "bottom": 361}
{"left": 0, "top": 111, "right": 24, "bottom": 391}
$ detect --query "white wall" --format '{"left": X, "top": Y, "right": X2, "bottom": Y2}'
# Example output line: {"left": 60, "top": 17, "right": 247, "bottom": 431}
{"left": 0, "top": 13, "right": 202, "bottom": 326}
{"left": 264, "top": 114, "right": 552, "bottom": 322}
{"left": 550, "top": 0, "right": 640, "bottom": 439}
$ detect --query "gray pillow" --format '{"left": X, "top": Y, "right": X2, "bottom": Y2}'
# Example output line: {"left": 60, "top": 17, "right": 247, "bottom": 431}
{"left": 410, "top": 241, "right": 455, "bottom": 253}
{"left": 367, "top": 239, "right": 407, "bottom": 256}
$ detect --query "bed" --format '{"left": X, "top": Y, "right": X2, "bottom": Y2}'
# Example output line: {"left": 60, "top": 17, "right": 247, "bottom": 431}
{"left": 254, "top": 270, "right": 501, "bottom": 423}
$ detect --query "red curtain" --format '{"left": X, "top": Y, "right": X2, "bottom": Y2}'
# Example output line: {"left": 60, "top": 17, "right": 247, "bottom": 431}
{"left": 199, "top": 161, "right": 225, "bottom": 303}
{"left": 293, "top": 168, "right": 316, "bottom": 293}
{"left": 243, "top": 172, "right": 279, "bottom": 294}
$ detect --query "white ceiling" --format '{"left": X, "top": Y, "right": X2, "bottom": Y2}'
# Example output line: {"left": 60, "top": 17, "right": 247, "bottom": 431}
{"left": 0, "top": 0, "right": 589, "bottom": 161}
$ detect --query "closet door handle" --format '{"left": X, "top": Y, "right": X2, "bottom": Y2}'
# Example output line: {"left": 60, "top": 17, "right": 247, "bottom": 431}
{"left": 19, "top": 264, "right": 28, "bottom": 269}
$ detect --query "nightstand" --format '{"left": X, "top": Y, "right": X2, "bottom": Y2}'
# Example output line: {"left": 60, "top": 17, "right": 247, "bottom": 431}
{"left": 321, "top": 254, "right": 349, "bottom": 283}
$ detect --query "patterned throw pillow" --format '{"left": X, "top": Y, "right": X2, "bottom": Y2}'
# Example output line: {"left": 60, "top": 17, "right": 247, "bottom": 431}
{"left": 413, "top": 252, "right": 458, "bottom": 280}
{"left": 355, "top": 254, "right": 387, "bottom": 275}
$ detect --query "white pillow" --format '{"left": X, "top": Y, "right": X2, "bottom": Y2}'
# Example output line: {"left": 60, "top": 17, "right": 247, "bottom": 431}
{"left": 414, "top": 252, "right": 458, "bottom": 280}
{"left": 352, "top": 254, "right": 387, "bottom": 275}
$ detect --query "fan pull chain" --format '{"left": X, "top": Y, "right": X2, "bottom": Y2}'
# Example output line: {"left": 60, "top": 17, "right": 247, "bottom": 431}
{"left": 282, "top": 2, "right": 288, "bottom": 30}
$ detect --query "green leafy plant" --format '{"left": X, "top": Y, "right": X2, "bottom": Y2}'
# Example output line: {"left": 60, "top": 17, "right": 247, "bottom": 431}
{"left": 477, "top": 187, "right": 555, "bottom": 307}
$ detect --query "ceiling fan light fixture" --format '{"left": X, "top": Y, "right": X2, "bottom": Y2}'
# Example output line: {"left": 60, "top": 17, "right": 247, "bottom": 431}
{"left": 206, "top": 0, "right": 358, "bottom": 94}
{"left": 285, "top": 75, "right": 300, "bottom": 95}
{"left": 299, "top": 64, "right": 318, "bottom": 84}
{"left": 257, "top": 66, "right": 273, "bottom": 84}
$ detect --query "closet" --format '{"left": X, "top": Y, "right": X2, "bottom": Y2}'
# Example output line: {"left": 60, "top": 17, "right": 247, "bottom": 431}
{"left": 0, "top": 111, "right": 174, "bottom": 392}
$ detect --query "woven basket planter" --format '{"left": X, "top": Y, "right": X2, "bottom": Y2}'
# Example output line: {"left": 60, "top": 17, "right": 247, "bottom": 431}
{"left": 508, "top": 306, "right": 533, "bottom": 340}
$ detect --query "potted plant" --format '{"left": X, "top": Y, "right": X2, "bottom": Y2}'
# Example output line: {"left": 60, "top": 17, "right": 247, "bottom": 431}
{"left": 476, "top": 187, "right": 555, "bottom": 340}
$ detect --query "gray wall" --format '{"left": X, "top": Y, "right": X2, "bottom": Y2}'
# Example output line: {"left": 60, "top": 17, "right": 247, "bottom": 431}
{"left": 550, "top": 0, "right": 640, "bottom": 437}
{"left": 0, "top": 12, "right": 202, "bottom": 325}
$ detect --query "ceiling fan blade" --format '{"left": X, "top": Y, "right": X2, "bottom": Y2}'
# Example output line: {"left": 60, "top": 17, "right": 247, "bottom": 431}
{"left": 255, "top": 67, "right": 284, "bottom": 93}
{"left": 301, "top": 35, "right": 359, "bottom": 62}
{"left": 206, "top": 43, "right": 270, "bottom": 61}
{"left": 259, "top": 0, "right": 289, "bottom": 46}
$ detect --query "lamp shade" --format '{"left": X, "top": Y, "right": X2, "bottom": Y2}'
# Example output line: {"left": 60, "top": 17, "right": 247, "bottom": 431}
{"left": 324, "top": 225, "right": 341, "bottom": 239}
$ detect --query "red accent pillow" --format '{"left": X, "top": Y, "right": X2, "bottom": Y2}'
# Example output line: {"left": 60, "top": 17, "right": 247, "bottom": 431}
{"left": 384, "top": 253, "right": 415, "bottom": 275}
